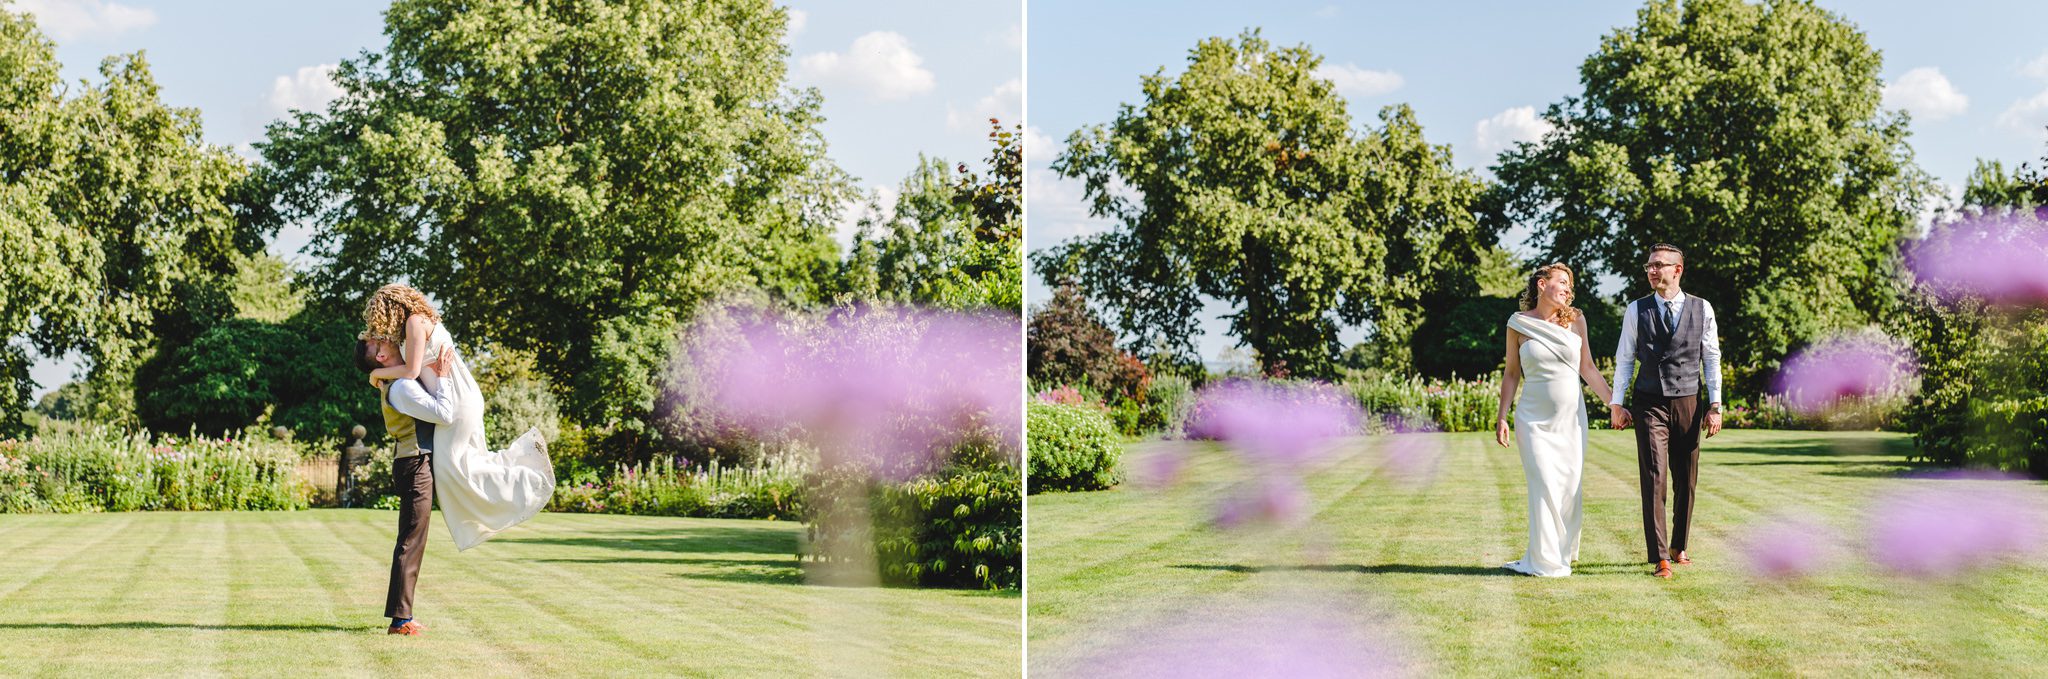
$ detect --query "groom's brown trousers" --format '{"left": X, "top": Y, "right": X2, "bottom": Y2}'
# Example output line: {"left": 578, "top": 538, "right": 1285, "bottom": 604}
{"left": 1632, "top": 394, "right": 1703, "bottom": 563}
{"left": 384, "top": 452, "right": 434, "bottom": 620}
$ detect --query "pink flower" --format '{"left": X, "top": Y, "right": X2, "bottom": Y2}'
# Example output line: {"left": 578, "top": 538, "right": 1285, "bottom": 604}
{"left": 691, "top": 306, "right": 1020, "bottom": 480}
{"left": 1377, "top": 433, "right": 1446, "bottom": 490}
{"left": 1740, "top": 516, "right": 1839, "bottom": 580}
{"left": 1073, "top": 596, "right": 1415, "bottom": 678}
{"left": 1125, "top": 443, "right": 1192, "bottom": 490}
{"left": 1867, "top": 476, "right": 2045, "bottom": 579}
{"left": 1770, "top": 332, "right": 1917, "bottom": 415}
{"left": 1211, "top": 476, "right": 1309, "bottom": 529}
{"left": 1906, "top": 208, "right": 2048, "bottom": 305}
{"left": 1184, "top": 380, "right": 1360, "bottom": 467}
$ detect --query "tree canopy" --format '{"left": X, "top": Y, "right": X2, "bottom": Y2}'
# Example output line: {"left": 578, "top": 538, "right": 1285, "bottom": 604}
{"left": 1035, "top": 30, "right": 1488, "bottom": 378}
{"left": 258, "top": 0, "right": 853, "bottom": 429}
{"left": 1489, "top": 0, "right": 1933, "bottom": 391}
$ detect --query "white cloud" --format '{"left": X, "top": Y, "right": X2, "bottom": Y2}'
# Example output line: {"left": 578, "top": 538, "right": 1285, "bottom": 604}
{"left": 1313, "top": 63, "right": 1403, "bottom": 99}
{"left": 1998, "top": 88, "right": 2048, "bottom": 141}
{"left": 1474, "top": 106, "right": 1554, "bottom": 156}
{"left": 2021, "top": 51, "right": 2048, "bottom": 81}
{"left": 1882, "top": 67, "right": 1968, "bottom": 122}
{"left": 1026, "top": 164, "right": 1111, "bottom": 251}
{"left": 784, "top": 8, "right": 807, "bottom": 39}
{"left": 947, "top": 78, "right": 1022, "bottom": 133}
{"left": 1024, "top": 125, "right": 1058, "bottom": 167}
{"left": 834, "top": 185, "right": 899, "bottom": 251}
{"left": 796, "top": 31, "right": 936, "bottom": 101}
{"left": 12, "top": 0, "right": 154, "bottom": 41}
{"left": 269, "top": 64, "right": 345, "bottom": 115}
{"left": 2007, "top": 54, "right": 2048, "bottom": 142}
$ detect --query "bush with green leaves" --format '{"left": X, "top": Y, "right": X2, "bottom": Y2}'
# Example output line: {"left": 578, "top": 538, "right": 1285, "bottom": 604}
{"left": 799, "top": 448, "right": 1020, "bottom": 591}
{"left": 1143, "top": 373, "right": 1198, "bottom": 436}
{"left": 1342, "top": 371, "right": 1498, "bottom": 433}
{"left": 1027, "top": 401, "right": 1123, "bottom": 493}
{"left": 547, "top": 454, "right": 807, "bottom": 520}
{"left": 0, "top": 423, "right": 309, "bottom": 513}
{"left": 871, "top": 462, "right": 1021, "bottom": 589}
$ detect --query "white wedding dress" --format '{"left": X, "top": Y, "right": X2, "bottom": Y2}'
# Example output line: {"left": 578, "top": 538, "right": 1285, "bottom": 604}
{"left": 1502, "top": 313, "right": 1586, "bottom": 577}
{"left": 405, "top": 322, "right": 555, "bottom": 550}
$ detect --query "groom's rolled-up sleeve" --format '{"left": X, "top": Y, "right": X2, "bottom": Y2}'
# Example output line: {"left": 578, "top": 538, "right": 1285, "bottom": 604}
{"left": 1609, "top": 304, "right": 1636, "bottom": 407}
{"left": 1702, "top": 300, "right": 1723, "bottom": 405}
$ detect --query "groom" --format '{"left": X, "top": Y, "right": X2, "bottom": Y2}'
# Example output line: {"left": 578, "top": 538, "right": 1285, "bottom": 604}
{"left": 357, "top": 336, "right": 454, "bottom": 635}
{"left": 1607, "top": 244, "right": 1723, "bottom": 580}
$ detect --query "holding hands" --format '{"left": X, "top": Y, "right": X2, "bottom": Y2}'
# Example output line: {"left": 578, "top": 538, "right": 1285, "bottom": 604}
{"left": 1608, "top": 404, "right": 1632, "bottom": 430}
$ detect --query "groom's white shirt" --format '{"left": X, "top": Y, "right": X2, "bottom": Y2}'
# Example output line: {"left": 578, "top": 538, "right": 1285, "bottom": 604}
{"left": 1608, "top": 289, "right": 1722, "bottom": 407}
{"left": 389, "top": 377, "right": 457, "bottom": 426}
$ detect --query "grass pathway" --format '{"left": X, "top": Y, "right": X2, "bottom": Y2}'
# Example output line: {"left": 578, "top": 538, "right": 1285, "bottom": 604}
{"left": 0, "top": 511, "right": 1020, "bottom": 677}
{"left": 1026, "top": 430, "right": 2048, "bottom": 676}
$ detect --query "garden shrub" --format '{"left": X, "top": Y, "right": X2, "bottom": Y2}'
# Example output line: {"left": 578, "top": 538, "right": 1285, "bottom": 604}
{"left": 799, "top": 451, "right": 1022, "bottom": 590}
{"left": 1143, "top": 373, "right": 1197, "bottom": 436}
{"left": 1026, "top": 401, "right": 1122, "bottom": 493}
{"left": 0, "top": 424, "right": 310, "bottom": 512}
{"left": 546, "top": 453, "right": 807, "bottom": 520}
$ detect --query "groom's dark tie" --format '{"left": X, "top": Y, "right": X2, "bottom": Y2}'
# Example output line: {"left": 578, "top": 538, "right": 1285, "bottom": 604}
{"left": 1663, "top": 299, "right": 1678, "bottom": 332}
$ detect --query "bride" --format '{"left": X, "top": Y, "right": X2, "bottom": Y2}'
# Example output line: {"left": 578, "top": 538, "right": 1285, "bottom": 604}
{"left": 1493, "top": 264, "right": 1615, "bottom": 577}
{"left": 364, "top": 283, "right": 554, "bottom": 550}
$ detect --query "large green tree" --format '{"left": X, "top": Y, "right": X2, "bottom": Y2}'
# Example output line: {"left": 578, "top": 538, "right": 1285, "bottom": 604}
{"left": 259, "top": 0, "right": 853, "bottom": 432}
{"left": 0, "top": 10, "right": 252, "bottom": 436}
{"left": 1489, "top": 0, "right": 1934, "bottom": 393}
{"left": 1035, "top": 31, "right": 1488, "bottom": 377}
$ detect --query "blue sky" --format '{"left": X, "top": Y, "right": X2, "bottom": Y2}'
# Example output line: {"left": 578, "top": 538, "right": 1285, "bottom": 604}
{"left": 1026, "top": 0, "right": 2048, "bottom": 365}
{"left": 19, "top": 0, "right": 1019, "bottom": 398}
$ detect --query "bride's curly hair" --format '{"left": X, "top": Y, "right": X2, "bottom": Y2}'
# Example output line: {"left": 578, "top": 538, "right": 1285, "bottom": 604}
{"left": 364, "top": 283, "right": 440, "bottom": 342}
{"left": 1518, "top": 263, "right": 1578, "bottom": 326}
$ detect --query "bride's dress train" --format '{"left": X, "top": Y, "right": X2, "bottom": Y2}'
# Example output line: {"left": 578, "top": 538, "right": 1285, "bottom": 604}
{"left": 1502, "top": 313, "right": 1586, "bottom": 577}
{"left": 406, "top": 322, "right": 554, "bottom": 550}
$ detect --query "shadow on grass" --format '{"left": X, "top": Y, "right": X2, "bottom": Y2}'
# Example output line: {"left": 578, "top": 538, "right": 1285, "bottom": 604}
{"left": 1712, "top": 434, "right": 1913, "bottom": 458}
{"left": 495, "top": 525, "right": 798, "bottom": 557}
{"left": 672, "top": 569, "right": 807, "bottom": 586}
{"left": 0, "top": 622, "right": 357, "bottom": 632}
{"left": 1171, "top": 563, "right": 1521, "bottom": 577}
{"left": 534, "top": 556, "right": 798, "bottom": 568}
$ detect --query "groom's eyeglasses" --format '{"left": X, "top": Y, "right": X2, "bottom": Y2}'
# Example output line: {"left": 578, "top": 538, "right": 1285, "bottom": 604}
{"left": 1643, "top": 262, "right": 1679, "bottom": 271}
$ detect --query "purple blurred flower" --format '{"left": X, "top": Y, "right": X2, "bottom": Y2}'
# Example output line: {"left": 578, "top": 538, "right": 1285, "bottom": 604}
{"left": 1126, "top": 443, "right": 1192, "bottom": 490}
{"left": 1211, "top": 477, "right": 1309, "bottom": 529}
{"left": 1740, "top": 516, "right": 1838, "bottom": 580}
{"left": 1770, "top": 333, "right": 1917, "bottom": 415}
{"left": 1377, "top": 433, "right": 1446, "bottom": 490}
{"left": 1867, "top": 479, "right": 2045, "bottom": 579}
{"left": 1185, "top": 380, "right": 1362, "bottom": 467}
{"left": 1906, "top": 208, "right": 2048, "bottom": 305}
{"left": 1075, "top": 597, "right": 1414, "bottom": 679}
{"left": 692, "top": 306, "right": 1020, "bottom": 480}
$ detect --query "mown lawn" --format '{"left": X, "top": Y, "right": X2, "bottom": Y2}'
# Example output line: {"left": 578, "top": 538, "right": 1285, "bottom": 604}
{"left": 1026, "top": 430, "right": 2048, "bottom": 676}
{"left": 0, "top": 511, "right": 1019, "bottom": 677}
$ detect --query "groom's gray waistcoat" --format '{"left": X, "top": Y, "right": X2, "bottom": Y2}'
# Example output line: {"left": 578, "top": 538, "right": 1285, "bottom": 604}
{"left": 1631, "top": 295, "right": 1706, "bottom": 399}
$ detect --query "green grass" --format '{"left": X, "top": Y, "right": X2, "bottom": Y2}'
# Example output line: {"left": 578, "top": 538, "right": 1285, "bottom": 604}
{"left": 0, "top": 510, "right": 1020, "bottom": 677}
{"left": 1026, "top": 430, "right": 2048, "bottom": 676}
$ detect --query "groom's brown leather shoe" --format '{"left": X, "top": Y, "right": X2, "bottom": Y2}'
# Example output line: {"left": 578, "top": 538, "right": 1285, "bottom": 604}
{"left": 1652, "top": 560, "right": 1673, "bottom": 578}
{"left": 388, "top": 621, "right": 425, "bottom": 636}
{"left": 1675, "top": 551, "right": 1692, "bottom": 565}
